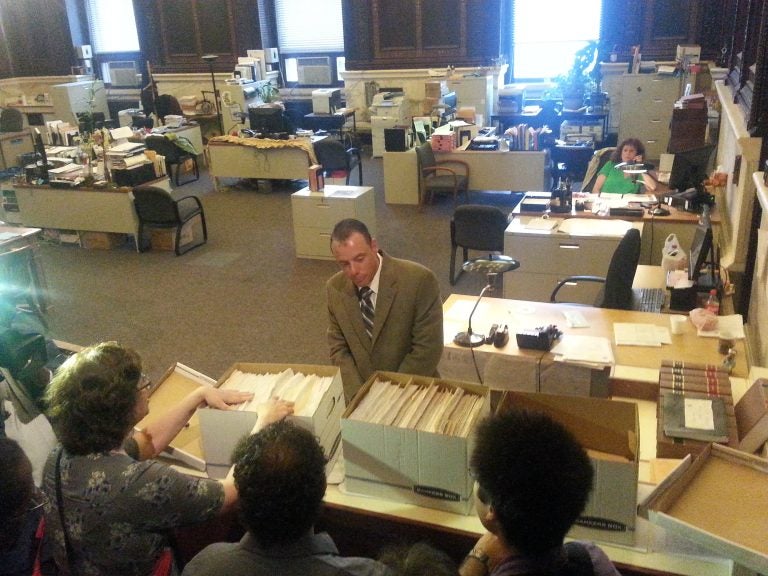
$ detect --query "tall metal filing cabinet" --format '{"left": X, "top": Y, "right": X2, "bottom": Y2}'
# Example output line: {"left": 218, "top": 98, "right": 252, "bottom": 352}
{"left": 618, "top": 74, "right": 680, "bottom": 161}
{"left": 503, "top": 217, "right": 643, "bottom": 303}
{"left": 51, "top": 80, "right": 110, "bottom": 127}
{"left": 291, "top": 185, "right": 376, "bottom": 259}
{"left": 448, "top": 75, "right": 494, "bottom": 125}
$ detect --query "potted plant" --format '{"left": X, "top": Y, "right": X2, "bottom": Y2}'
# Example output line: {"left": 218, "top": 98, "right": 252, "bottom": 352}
{"left": 256, "top": 82, "right": 280, "bottom": 104}
{"left": 555, "top": 40, "right": 599, "bottom": 111}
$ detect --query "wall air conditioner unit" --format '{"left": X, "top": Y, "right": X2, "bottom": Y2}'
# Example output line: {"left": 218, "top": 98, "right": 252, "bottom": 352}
{"left": 107, "top": 61, "right": 140, "bottom": 87}
{"left": 297, "top": 56, "right": 332, "bottom": 85}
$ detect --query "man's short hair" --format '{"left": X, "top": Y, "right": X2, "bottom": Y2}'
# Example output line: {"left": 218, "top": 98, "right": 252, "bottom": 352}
{"left": 233, "top": 421, "right": 327, "bottom": 546}
{"left": 330, "top": 218, "right": 372, "bottom": 245}
{"left": 471, "top": 410, "right": 593, "bottom": 556}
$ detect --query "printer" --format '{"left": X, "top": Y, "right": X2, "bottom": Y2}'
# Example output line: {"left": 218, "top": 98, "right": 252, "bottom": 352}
{"left": 312, "top": 88, "right": 342, "bottom": 115}
{"left": 498, "top": 85, "right": 524, "bottom": 115}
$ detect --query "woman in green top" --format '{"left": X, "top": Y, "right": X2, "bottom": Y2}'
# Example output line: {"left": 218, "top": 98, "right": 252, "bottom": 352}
{"left": 593, "top": 138, "right": 657, "bottom": 195}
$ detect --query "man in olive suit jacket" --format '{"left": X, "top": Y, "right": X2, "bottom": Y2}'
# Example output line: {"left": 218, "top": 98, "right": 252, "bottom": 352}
{"left": 327, "top": 219, "right": 444, "bottom": 401}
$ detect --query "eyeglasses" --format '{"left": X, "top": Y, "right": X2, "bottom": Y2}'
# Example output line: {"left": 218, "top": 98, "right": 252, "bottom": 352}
{"left": 137, "top": 373, "right": 152, "bottom": 392}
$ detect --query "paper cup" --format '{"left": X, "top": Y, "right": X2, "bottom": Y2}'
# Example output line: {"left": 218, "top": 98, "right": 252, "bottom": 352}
{"left": 670, "top": 315, "right": 687, "bottom": 335}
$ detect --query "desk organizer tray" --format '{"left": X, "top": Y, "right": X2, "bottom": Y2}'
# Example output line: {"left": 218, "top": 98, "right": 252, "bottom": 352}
{"left": 639, "top": 443, "right": 768, "bottom": 575}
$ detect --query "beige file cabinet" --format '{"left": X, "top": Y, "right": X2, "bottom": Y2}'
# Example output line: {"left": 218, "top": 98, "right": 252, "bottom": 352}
{"left": 618, "top": 74, "right": 680, "bottom": 161}
{"left": 291, "top": 185, "right": 376, "bottom": 259}
{"left": 503, "top": 217, "right": 643, "bottom": 303}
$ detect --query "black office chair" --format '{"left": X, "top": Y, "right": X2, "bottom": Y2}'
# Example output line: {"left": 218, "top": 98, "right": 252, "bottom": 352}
{"left": 415, "top": 142, "right": 470, "bottom": 206}
{"left": 132, "top": 186, "right": 208, "bottom": 255}
{"left": 144, "top": 134, "right": 200, "bottom": 186}
{"left": 550, "top": 228, "right": 641, "bottom": 309}
{"left": 155, "top": 94, "right": 183, "bottom": 124}
{"left": 313, "top": 137, "right": 363, "bottom": 185}
{"left": 580, "top": 146, "right": 616, "bottom": 192}
{"left": 0, "top": 108, "right": 24, "bottom": 132}
{"left": 450, "top": 205, "right": 508, "bottom": 285}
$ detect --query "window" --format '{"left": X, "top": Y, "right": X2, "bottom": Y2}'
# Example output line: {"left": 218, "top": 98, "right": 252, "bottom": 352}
{"left": 85, "top": 0, "right": 140, "bottom": 54}
{"left": 275, "top": 0, "right": 344, "bottom": 54}
{"left": 512, "top": 0, "right": 601, "bottom": 81}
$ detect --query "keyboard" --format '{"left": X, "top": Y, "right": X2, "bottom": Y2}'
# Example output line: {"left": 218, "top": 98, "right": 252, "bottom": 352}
{"left": 608, "top": 207, "right": 645, "bottom": 218}
{"left": 632, "top": 288, "right": 665, "bottom": 313}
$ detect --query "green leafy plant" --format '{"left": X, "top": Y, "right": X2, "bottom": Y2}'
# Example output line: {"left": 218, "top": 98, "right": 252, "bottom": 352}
{"left": 555, "top": 40, "right": 599, "bottom": 109}
{"left": 257, "top": 82, "right": 279, "bottom": 103}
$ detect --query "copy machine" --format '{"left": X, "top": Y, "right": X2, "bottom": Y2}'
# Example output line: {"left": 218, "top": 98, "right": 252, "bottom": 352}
{"left": 370, "top": 92, "right": 406, "bottom": 157}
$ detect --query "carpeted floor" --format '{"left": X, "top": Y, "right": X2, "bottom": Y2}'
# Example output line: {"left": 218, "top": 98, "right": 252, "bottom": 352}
{"left": 38, "top": 150, "right": 524, "bottom": 383}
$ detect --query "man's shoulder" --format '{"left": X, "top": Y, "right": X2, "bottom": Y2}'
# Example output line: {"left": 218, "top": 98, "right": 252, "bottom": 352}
{"left": 383, "top": 254, "right": 436, "bottom": 280}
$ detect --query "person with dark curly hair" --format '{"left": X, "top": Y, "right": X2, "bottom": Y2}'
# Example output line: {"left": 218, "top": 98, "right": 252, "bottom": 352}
{"left": 593, "top": 137, "right": 657, "bottom": 195}
{"left": 182, "top": 421, "right": 391, "bottom": 576}
{"left": 459, "top": 410, "right": 620, "bottom": 576}
{"left": 41, "top": 341, "right": 293, "bottom": 576}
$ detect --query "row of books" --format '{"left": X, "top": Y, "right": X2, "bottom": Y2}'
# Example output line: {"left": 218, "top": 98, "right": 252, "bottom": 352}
{"left": 348, "top": 377, "right": 484, "bottom": 437}
{"left": 220, "top": 368, "right": 333, "bottom": 417}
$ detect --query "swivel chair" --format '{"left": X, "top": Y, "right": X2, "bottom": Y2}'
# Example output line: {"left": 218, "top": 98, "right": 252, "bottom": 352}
{"left": 0, "top": 108, "right": 24, "bottom": 132}
{"left": 132, "top": 186, "right": 207, "bottom": 255}
{"left": 155, "top": 94, "right": 183, "bottom": 124}
{"left": 580, "top": 147, "right": 616, "bottom": 192}
{"left": 144, "top": 134, "right": 200, "bottom": 186}
{"left": 415, "top": 142, "right": 470, "bottom": 206}
{"left": 313, "top": 137, "right": 363, "bottom": 185}
{"left": 549, "top": 228, "right": 641, "bottom": 309}
{"left": 450, "top": 205, "right": 508, "bottom": 285}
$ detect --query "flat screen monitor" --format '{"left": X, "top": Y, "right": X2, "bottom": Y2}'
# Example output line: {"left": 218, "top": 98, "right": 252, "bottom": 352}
{"left": 669, "top": 144, "right": 715, "bottom": 192}
{"left": 688, "top": 222, "right": 714, "bottom": 283}
{"left": 248, "top": 106, "right": 287, "bottom": 135}
{"left": 32, "top": 128, "right": 49, "bottom": 182}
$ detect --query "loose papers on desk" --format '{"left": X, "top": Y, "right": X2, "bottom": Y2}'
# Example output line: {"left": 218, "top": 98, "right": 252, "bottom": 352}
{"left": 347, "top": 376, "right": 485, "bottom": 437}
{"left": 697, "top": 314, "right": 745, "bottom": 339}
{"left": 550, "top": 335, "right": 614, "bottom": 368}
{"left": 558, "top": 217, "right": 633, "bottom": 237}
{"left": 614, "top": 322, "right": 672, "bottom": 347}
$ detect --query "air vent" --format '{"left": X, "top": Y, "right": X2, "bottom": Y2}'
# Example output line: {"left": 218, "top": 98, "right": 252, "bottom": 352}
{"left": 297, "top": 57, "right": 331, "bottom": 85}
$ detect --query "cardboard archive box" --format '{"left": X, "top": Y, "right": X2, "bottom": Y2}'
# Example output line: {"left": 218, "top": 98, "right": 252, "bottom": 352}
{"left": 136, "top": 363, "right": 344, "bottom": 478}
{"left": 341, "top": 371, "right": 490, "bottom": 515}
{"left": 148, "top": 215, "right": 203, "bottom": 252}
{"left": 498, "top": 391, "right": 639, "bottom": 546}
{"left": 639, "top": 443, "right": 768, "bottom": 575}
{"left": 200, "top": 363, "right": 345, "bottom": 478}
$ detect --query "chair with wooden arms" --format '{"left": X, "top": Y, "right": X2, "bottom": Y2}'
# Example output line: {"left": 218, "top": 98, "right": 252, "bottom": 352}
{"left": 415, "top": 142, "right": 470, "bottom": 206}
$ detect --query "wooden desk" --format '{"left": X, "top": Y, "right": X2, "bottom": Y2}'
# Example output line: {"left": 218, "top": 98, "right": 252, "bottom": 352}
{"left": 206, "top": 136, "right": 318, "bottom": 190}
{"left": 438, "top": 294, "right": 748, "bottom": 395}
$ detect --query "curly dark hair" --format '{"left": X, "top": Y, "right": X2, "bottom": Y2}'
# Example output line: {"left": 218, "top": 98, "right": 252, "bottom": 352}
{"left": 378, "top": 542, "right": 458, "bottom": 576}
{"left": 471, "top": 410, "right": 593, "bottom": 557}
{"left": 0, "top": 438, "right": 34, "bottom": 550}
{"left": 44, "top": 342, "right": 142, "bottom": 455}
{"left": 330, "top": 218, "right": 372, "bottom": 246}
{"left": 233, "top": 421, "right": 327, "bottom": 546}
{"left": 610, "top": 138, "right": 646, "bottom": 163}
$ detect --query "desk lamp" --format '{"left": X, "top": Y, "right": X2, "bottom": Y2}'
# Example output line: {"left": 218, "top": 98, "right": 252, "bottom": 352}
{"left": 616, "top": 161, "right": 654, "bottom": 193}
{"left": 201, "top": 54, "right": 225, "bottom": 136}
{"left": 454, "top": 255, "right": 519, "bottom": 347}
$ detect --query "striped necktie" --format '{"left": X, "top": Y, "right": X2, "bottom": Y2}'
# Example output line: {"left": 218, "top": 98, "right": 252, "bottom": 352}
{"left": 358, "top": 286, "right": 375, "bottom": 339}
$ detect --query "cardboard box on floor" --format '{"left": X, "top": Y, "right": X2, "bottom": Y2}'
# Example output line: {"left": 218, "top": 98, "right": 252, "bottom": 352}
{"left": 341, "top": 371, "right": 490, "bottom": 515}
{"left": 135, "top": 362, "right": 344, "bottom": 477}
{"left": 148, "top": 215, "right": 203, "bottom": 251}
{"left": 639, "top": 443, "right": 768, "bottom": 574}
{"left": 201, "top": 362, "right": 344, "bottom": 478}
{"left": 497, "top": 391, "right": 639, "bottom": 547}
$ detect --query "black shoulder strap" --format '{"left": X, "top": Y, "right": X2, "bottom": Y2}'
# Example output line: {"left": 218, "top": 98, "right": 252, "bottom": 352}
{"left": 55, "top": 447, "right": 74, "bottom": 573}
{"left": 560, "top": 542, "right": 595, "bottom": 576}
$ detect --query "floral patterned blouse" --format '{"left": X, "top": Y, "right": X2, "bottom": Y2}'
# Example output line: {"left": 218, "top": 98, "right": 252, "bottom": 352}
{"left": 42, "top": 449, "right": 224, "bottom": 576}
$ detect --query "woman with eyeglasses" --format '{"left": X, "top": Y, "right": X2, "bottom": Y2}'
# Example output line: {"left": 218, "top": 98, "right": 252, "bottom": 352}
{"left": 41, "top": 341, "right": 293, "bottom": 576}
{"left": 0, "top": 437, "right": 55, "bottom": 575}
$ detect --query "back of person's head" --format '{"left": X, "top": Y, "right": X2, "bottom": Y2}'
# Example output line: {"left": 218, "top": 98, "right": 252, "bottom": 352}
{"left": 0, "top": 438, "right": 34, "bottom": 550}
{"left": 331, "top": 218, "right": 372, "bottom": 245}
{"left": 471, "top": 410, "right": 593, "bottom": 557}
{"left": 233, "top": 421, "right": 327, "bottom": 546}
{"left": 378, "top": 542, "right": 458, "bottom": 576}
{"left": 44, "top": 341, "right": 143, "bottom": 455}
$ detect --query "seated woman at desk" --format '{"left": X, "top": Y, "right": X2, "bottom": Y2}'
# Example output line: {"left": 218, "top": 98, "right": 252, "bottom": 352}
{"left": 593, "top": 138, "right": 657, "bottom": 195}
{"left": 41, "top": 341, "right": 293, "bottom": 576}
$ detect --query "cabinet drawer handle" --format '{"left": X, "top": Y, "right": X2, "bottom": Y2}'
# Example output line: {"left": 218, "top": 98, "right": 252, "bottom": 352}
{"left": 314, "top": 203, "right": 331, "bottom": 209}
{"left": 652, "top": 98, "right": 664, "bottom": 103}
{"left": 558, "top": 243, "right": 581, "bottom": 250}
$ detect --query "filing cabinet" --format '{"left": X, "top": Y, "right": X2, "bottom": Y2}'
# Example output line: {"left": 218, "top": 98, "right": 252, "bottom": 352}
{"left": 618, "top": 74, "right": 681, "bottom": 161}
{"left": 291, "top": 185, "right": 376, "bottom": 259}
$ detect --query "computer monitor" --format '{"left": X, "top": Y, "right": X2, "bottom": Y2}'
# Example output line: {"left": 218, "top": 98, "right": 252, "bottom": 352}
{"left": 668, "top": 144, "right": 715, "bottom": 192}
{"left": 688, "top": 222, "right": 715, "bottom": 286}
{"left": 32, "top": 128, "right": 49, "bottom": 183}
{"left": 248, "top": 106, "right": 287, "bottom": 135}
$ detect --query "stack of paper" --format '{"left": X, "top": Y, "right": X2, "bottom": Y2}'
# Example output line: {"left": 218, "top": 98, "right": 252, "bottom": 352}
{"left": 348, "top": 377, "right": 485, "bottom": 437}
{"left": 550, "top": 335, "right": 614, "bottom": 368}
{"left": 220, "top": 368, "right": 333, "bottom": 417}
{"left": 614, "top": 322, "right": 671, "bottom": 347}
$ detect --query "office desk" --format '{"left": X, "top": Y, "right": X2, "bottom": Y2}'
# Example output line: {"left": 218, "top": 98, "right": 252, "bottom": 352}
{"left": 207, "top": 136, "right": 318, "bottom": 190}
{"left": 438, "top": 294, "right": 748, "bottom": 395}
{"left": 302, "top": 108, "right": 356, "bottom": 141}
{"left": 382, "top": 147, "right": 551, "bottom": 204}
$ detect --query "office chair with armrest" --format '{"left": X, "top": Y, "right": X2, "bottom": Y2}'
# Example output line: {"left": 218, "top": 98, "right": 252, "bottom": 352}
{"left": 580, "top": 146, "right": 616, "bottom": 192}
{"left": 144, "top": 134, "right": 200, "bottom": 186}
{"left": 0, "top": 108, "right": 24, "bottom": 132}
{"left": 550, "top": 228, "right": 641, "bottom": 309}
{"left": 415, "top": 142, "right": 470, "bottom": 206}
{"left": 132, "top": 185, "right": 207, "bottom": 255}
{"left": 155, "top": 94, "right": 183, "bottom": 124}
{"left": 313, "top": 137, "right": 363, "bottom": 185}
{"left": 450, "top": 205, "right": 508, "bottom": 285}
